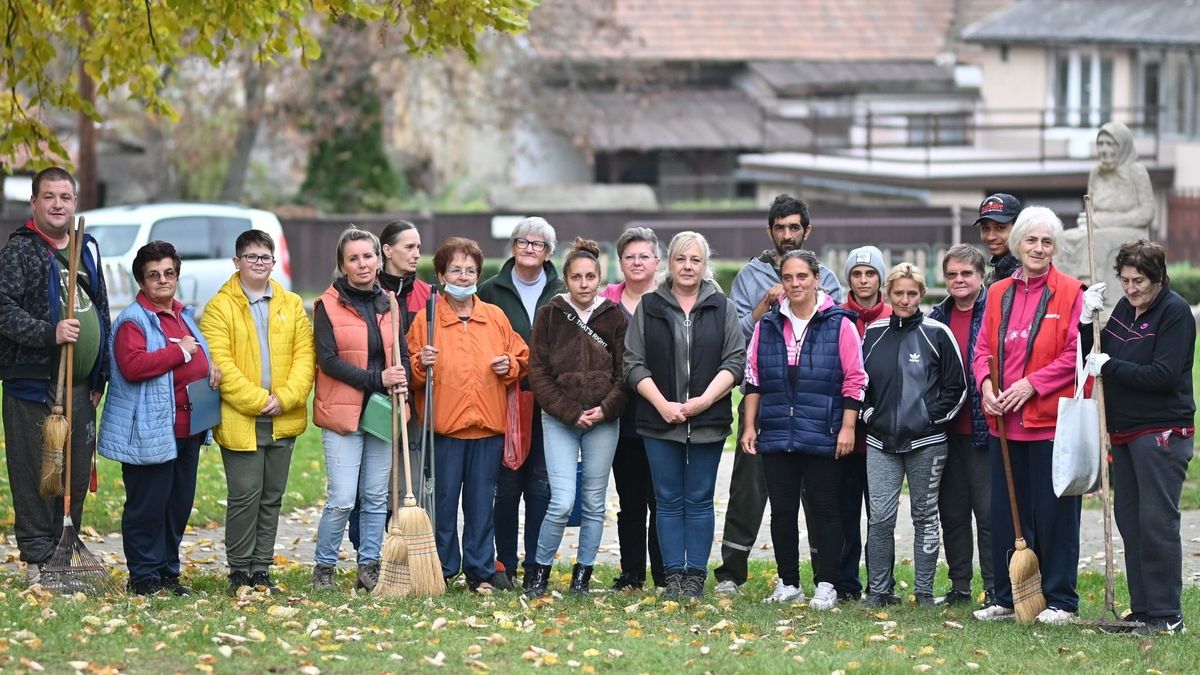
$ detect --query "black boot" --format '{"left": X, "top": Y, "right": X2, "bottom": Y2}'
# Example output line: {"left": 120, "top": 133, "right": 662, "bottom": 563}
{"left": 662, "top": 569, "right": 686, "bottom": 600}
{"left": 523, "top": 564, "right": 551, "bottom": 599}
{"left": 682, "top": 568, "right": 706, "bottom": 601}
{"left": 569, "top": 564, "right": 593, "bottom": 595}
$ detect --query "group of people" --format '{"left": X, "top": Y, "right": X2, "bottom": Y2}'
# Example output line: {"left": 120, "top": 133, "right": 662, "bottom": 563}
{"left": 0, "top": 168, "right": 1190, "bottom": 635}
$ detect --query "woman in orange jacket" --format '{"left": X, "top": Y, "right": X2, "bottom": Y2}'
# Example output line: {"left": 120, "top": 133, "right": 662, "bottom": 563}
{"left": 408, "top": 237, "right": 529, "bottom": 593}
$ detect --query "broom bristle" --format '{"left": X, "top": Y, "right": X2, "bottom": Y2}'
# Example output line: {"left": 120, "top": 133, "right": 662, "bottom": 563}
{"left": 373, "top": 526, "right": 411, "bottom": 598}
{"left": 396, "top": 504, "right": 444, "bottom": 597}
{"left": 1010, "top": 539, "right": 1047, "bottom": 623}
{"left": 39, "top": 524, "right": 118, "bottom": 596}
{"left": 39, "top": 412, "right": 68, "bottom": 497}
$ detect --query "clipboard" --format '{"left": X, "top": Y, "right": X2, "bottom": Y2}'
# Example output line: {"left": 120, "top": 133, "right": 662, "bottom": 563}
{"left": 186, "top": 379, "right": 221, "bottom": 435}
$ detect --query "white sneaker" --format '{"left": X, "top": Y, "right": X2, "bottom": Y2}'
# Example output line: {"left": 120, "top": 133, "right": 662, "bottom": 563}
{"left": 972, "top": 604, "right": 1015, "bottom": 621}
{"left": 714, "top": 580, "right": 740, "bottom": 597}
{"left": 1035, "top": 608, "right": 1076, "bottom": 625}
{"left": 763, "top": 578, "right": 806, "bottom": 604}
{"left": 809, "top": 582, "right": 838, "bottom": 610}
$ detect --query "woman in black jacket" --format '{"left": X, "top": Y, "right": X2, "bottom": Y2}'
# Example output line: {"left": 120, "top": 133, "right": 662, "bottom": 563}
{"left": 1081, "top": 240, "right": 1194, "bottom": 635}
{"left": 861, "top": 263, "right": 966, "bottom": 608}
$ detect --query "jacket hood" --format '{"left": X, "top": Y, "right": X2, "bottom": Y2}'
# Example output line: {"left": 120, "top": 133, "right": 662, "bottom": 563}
{"left": 549, "top": 292, "right": 616, "bottom": 318}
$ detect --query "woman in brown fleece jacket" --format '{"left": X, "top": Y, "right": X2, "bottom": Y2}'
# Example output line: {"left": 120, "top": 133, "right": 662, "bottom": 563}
{"left": 524, "top": 238, "right": 628, "bottom": 598}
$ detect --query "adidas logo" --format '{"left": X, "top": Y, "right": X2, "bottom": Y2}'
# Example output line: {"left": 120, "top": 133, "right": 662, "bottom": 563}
{"left": 908, "top": 352, "right": 921, "bottom": 363}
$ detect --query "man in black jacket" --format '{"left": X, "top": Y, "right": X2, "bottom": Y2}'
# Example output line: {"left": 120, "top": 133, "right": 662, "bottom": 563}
{"left": 0, "top": 167, "right": 111, "bottom": 585}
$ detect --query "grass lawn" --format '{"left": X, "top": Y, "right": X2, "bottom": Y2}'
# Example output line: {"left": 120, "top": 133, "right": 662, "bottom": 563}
{"left": 0, "top": 398, "right": 328, "bottom": 535}
{"left": 0, "top": 561, "right": 1193, "bottom": 673}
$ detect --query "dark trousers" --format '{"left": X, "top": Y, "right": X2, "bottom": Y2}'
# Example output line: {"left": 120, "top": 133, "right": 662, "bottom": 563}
{"left": 494, "top": 410, "right": 550, "bottom": 574}
{"left": 220, "top": 420, "right": 295, "bottom": 574}
{"left": 121, "top": 435, "right": 203, "bottom": 583}
{"left": 610, "top": 434, "right": 664, "bottom": 585}
{"left": 833, "top": 451, "right": 869, "bottom": 597}
{"left": 435, "top": 434, "right": 502, "bottom": 583}
{"left": 988, "top": 437, "right": 1081, "bottom": 612}
{"left": 939, "top": 433, "right": 993, "bottom": 594}
{"left": 2, "top": 386, "right": 94, "bottom": 564}
{"left": 762, "top": 452, "right": 843, "bottom": 588}
{"left": 1112, "top": 432, "right": 1193, "bottom": 618}
{"left": 714, "top": 400, "right": 768, "bottom": 585}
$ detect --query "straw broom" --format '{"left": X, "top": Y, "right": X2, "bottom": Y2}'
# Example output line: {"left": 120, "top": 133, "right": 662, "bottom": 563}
{"left": 374, "top": 295, "right": 411, "bottom": 598}
{"left": 987, "top": 356, "right": 1046, "bottom": 623}
{"left": 38, "top": 349, "right": 70, "bottom": 497}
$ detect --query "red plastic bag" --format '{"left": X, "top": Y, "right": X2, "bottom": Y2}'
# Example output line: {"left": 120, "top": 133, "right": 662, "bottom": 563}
{"left": 502, "top": 385, "right": 534, "bottom": 470}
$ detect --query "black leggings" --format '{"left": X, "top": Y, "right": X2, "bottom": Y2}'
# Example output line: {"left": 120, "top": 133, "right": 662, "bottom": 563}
{"left": 762, "top": 452, "right": 843, "bottom": 588}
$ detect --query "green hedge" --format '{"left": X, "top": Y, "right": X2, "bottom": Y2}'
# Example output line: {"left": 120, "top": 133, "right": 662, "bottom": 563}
{"left": 1168, "top": 265, "right": 1200, "bottom": 305}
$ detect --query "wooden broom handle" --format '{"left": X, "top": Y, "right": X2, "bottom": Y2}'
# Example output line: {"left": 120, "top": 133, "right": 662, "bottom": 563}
{"left": 62, "top": 216, "right": 83, "bottom": 514}
{"left": 988, "top": 356, "right": 1025, "bottom": 541}
{"left": 390, "top": 294, "right": 416, "bottom": 503}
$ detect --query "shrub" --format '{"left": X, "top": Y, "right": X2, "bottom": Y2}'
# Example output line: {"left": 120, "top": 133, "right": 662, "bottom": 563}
{"left": 1168, "top": 264, "right": 1200, "bottom": 305}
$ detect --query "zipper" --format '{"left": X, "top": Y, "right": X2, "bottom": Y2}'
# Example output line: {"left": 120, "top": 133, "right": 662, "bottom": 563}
{"left": 683, "top": 310, "right": 692, "bottom": 448}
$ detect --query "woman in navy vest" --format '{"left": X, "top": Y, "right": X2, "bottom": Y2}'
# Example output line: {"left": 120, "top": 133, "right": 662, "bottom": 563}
{"left": 98, "top": 241, "right": 220, "bottom": 596}
{"left": 740, "top": 249, "right": 866, "bottom": 610}
{"left": 623, "top": 231, "right": 744, "bottom": 601}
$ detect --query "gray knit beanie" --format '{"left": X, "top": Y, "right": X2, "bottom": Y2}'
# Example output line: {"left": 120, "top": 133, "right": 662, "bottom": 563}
{"left": 843, "top": 245, "right": 887, "bottom": 284}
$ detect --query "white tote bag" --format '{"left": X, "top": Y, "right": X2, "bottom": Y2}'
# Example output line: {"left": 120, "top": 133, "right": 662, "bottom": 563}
{"left": 1052, "top": 340, "right": 1102, "bottom": 497}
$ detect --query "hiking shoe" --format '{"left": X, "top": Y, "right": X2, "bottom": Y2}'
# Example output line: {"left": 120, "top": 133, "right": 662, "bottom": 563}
{"left": 312, "top": 563, "right": 336, "bottom": 590}
{"left": 1035, "top": 608, "right": 1076, "bottom": 625}
{"left": 914, "top": 593, "right": 939, "bottom": 608}
{"left": 662, "top": 572, "right": 685, "bottom": 600}
{"left": 1137, "top": 614, "right": 1186, "bottom": 635}
{"left": 860, "top": 593, "right": 901, "bottom": 608}
{"left": 763, "top": 578, "right": 806, "bottom": 604}
{"left": 356, "top": 561, "right": 380, "bottom": 592}
{"left": 612, "top": 573, "right": 644, "bottom": 591}
{"left": 973, "top": 603, "right": 1015, "bottom": 621}
{"left": 227, "top": 571, "right": 252, "bottom": 596}
{"left": 128, "top": 577, "right": 162, "bottom": 596}
{"left": 943, "top": 590, "right": 973, "bottom": 606}
{"left": 682, "top": 569, "right": 706, "bottom": 601}
{"left": 809, "top": 582, "right": 838, "bottom": 610}
{"left": 160, "top": 575, "right": 192, "bottom": 596}
{"left": 714, "top": 580, "right": 740, "bottom": 597}
{"left": 249, "top": 571, "right": 283, "bottom": 595}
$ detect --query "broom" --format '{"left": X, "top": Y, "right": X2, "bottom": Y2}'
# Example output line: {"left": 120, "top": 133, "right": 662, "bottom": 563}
{"left": 374, "top": 294, "right": 411, "bottom": 598}
{"left": 38, "top": 349, "right": 70, "bottom": 497}
{"left": 38, "top": 217, "right": 116, "bottom": 596}
{"left": 987, "top": 356, "right": 1046, "bottom": 623}
{"left": 391, "top": 292, "right": 444, "bottom": 596}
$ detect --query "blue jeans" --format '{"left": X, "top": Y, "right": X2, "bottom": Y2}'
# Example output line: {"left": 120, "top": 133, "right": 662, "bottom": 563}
{"left": 495, "top": 408, "right": 550, "bottom": 573}
{"left": 642, "top": 438, "right": 723, "bottom": 573}
{"left": 314, "top": 429, "right": 391, "bottom": 566}
{"left": 536, "top": 413, "right": 619, "bottom": 566}
{"left": 435, "top": 434, "right": 502, "bottom": 583}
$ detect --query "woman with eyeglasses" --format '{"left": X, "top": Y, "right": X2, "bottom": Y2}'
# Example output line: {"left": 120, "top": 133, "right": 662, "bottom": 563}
{"left": 99, "top": 241, "right": 222, "bottom": 596}
{"left": 409, "top": 237, "right": 529, "bottom": 593}
{"left": 477, "top": 217, "right": 564, "bottom": 590}
{"left": 599, "top": 227, "right": 666, "bottom": 591}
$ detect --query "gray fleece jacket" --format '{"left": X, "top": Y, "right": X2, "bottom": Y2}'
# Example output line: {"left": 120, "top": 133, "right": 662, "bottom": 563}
{"left": 730, "top": 253, "right": 844, "bottom": 343}
{"left": 623, "top": 278, "right": 745, "bottom": 444}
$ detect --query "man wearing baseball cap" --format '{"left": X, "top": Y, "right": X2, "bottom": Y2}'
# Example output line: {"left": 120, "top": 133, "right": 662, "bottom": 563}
{"left": 974, "top": 193, "right": 1021, "bottom": 286}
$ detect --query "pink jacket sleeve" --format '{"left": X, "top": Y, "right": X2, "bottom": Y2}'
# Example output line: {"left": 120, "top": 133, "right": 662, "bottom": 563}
{"left": 744, "top": 321, "right": 762, "bottom": 387}
{"left": 838, "top": 317, "right": 867, "bottom": 402}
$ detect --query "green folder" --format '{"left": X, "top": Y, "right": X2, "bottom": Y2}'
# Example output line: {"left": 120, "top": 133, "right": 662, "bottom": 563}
{"left": 359, "top": 392, "right": 395, "bottom": 442}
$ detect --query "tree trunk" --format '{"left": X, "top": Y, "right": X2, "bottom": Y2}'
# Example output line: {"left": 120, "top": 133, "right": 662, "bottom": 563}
{"left": 220, "top": 57, "right": 267, "bottom": 203}
{"left": 77, "top": 30, "right": 100, "bottom": 210}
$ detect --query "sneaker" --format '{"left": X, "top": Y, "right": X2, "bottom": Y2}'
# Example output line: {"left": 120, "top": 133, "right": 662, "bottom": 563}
{"left": 312, "top": 563, "right": 336, "bottom": 590}
{"left": 356, "top": 561, "right": 380, "bottom": 592}
{"left": 1035, "top": 608, "right": 1076, "bottom": 625}
{"left": 973, "top": 603, "right": 1015, "bottom": 621}
{"left": 837, "top": 590, "right": 862, "bottom": 602}
{"left": 160, "top": 575, "right": 193, "bottom": 596}
{"left": 860, "top": 593, "right": 901, "bottom": 608}
{"left": 25, "top": 562, "right": 42, "bottom": 586}
{"left": 249, "top": 571, "right": 283, "bottom": 595}
{"left": 914, "top": 593, "right": 939, "bottom": 608}
{"left": 612, "top": 573, "right": 644, "bottom": 592}
{"left": 681, "top": 569, "right": 706, "bottom": 601}
{"left": 1137, "top": 614, "right": 1186, "bottom": 635}
{"left": 128, "top": 577, "right": 162, "bottom": 596}
{"left": 227, "top": 571, "right": 252, "bottom": 596}
{"left": 809, "top": 582, "right": 838, "bottom": 610}
{"left": 943, "top": 590, "right": 973, "bottom": 606}
{"left": 714, "top": 580, "right": 740, "bottom": 597}
{"left": 763, "top": 578, "right": 806, "bottom": 604}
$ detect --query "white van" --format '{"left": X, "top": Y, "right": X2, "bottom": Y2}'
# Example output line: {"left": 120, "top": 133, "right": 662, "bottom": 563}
{"left": 79, "top": 203, "right": 292, "bottom": 317}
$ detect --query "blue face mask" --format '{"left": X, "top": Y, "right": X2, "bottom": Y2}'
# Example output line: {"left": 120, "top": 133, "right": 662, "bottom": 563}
{"left": 443, "top": 283, "right": 476, "bottom": 301}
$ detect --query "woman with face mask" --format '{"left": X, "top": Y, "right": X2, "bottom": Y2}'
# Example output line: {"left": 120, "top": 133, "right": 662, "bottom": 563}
{"left": 407, "top": 237, "right": 529, "bottom": 594}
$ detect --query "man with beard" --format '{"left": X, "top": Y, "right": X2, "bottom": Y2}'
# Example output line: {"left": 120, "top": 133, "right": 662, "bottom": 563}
{"left": 714, "top": 194, "right": 843, "bottom": 596}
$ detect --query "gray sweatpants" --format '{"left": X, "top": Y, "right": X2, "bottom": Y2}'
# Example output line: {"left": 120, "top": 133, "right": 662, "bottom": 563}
{"left": 866, "top": 442, "right": 947, "bottom": 597}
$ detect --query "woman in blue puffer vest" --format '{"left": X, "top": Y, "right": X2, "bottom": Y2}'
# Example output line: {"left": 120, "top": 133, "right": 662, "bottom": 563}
{"left": 740, "top": 249, "right": 867, "bottom": 611}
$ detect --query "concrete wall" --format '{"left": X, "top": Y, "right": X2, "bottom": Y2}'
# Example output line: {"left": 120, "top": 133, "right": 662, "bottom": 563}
{"left": 511, "top": 118, "right": 593, "bottom": 187}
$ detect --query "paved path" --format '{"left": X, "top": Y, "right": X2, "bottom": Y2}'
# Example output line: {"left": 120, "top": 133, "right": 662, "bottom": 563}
{"left": 4, "top": 451, "right": 1200, "bottom": 585}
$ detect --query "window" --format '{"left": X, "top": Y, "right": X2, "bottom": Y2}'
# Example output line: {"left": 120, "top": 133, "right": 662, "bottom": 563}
{"left": 1050, "top": 48, "right": 1112, "bottom": 127}
{"left": 1138, "top": 50, "right": 1200, "bottom": 139}
{"left": 907, "top": 114, "right": 970, "bottom": 147}
{"left": 149, "top": 217, "right": 211, "bottom": 259}
{"left": 211, "top": 217, "right": 254, "bottom": 258}
{"left": 88, "top": 224, "right": 139, "bottom": 258}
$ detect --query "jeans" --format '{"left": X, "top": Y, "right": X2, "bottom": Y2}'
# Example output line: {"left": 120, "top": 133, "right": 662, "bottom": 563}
{"left": 495, "top": 408, "right": 550, "bottom": 573}
{"left": 121, "top": 435, "right": 203, "bottom": 583}
{"left": 611, "top": 434, "right": 664, "bottom": 585}
{"left": 313, "top": 429, "right": 391, "bottom": 566}
{"left": 762, "top": 452, "right": 843, "bottom": 589}
{"left": 220, "top": 420, "right": 295, "bottom": 574}
{"left": 536, "top": 414, "right": 619, "bottom": 566}
{"left": 435, "top": 434, "right": 502, "bottom": 582}
{"left": 643, "top": 438, "right": 723, "bottom": 573}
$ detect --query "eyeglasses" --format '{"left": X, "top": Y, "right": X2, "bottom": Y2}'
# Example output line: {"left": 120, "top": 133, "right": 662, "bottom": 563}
{"left": 145, "top": 269, "right": 178, "bottom": 281}
{"left": 239, "top": 253, "right": 276, "bottom": 265}
{"left": 622, "top": 254, "right": 655, "bottom": 263}
{"left": 446, "top": 267, "right": 478, "bottom": 278}
{"left": 514, "top": 238, "right": 548, "bottom": 252}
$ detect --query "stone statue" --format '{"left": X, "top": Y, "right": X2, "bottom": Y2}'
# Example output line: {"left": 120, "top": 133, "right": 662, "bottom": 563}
{"left": 1058, "top": 121, "right": 1155, "bottom": 320}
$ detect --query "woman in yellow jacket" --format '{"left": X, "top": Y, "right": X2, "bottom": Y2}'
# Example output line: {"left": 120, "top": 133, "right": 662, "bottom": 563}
{"left": 408, "top": 237, "right": 529, "bottom": 593}
{"left": 198, "top": 230, "right": 315, "bottom": 596}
